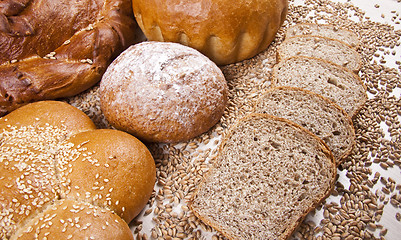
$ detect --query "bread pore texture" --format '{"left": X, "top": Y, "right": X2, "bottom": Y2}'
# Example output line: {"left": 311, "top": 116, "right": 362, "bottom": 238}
{"left": 100, "top": 41, "right": 228, "bottom": 143}
{"left": 277, "top": 36, "right": 362, "bottom": 72}
{"left": 253, "top": 87, "right": 355, "bottom": 165}
{"left": 131, "top": 0, "right": 289, "bottom": 65}
{"left": 271, "top": 56, "right": 367, "bottom": 118}
{"left": 190, "top": 114, "right": 336, "bottom": 240}
{"left": 285, "top": 23, "right": 360, "bottom": 48}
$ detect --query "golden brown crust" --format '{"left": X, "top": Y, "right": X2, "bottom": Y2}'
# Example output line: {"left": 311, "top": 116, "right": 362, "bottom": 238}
{"left": 12, "top": 199, "right": 134, "bottom": 240}
{"left": 0, "top": 100, "right": 96, "bottom": 135}
{"left": 60, "top": 129, "right": 156, "bottom": 223}
{"left": 0, "top": 0, "right": 143, "bottom": 117}
{"left": 0, "top": 101, "right": 155, "bottom": 239}
{"left": 132, "top": 0, "right": 288, "bottom": 65}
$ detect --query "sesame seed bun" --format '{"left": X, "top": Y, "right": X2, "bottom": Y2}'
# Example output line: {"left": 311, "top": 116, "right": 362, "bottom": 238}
{"left": 0, "top": 101, "right": 155, "bottom": 239}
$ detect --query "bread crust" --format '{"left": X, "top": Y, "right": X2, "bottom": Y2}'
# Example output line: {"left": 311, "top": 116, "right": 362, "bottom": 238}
{"left": 0, "top": 101, "right": 155, "bottom": 239}
{"left": 0, "top": 0, "right": 143, "bottom": 117}
{"left": 189, "top": 113, "right": 336, "bottom": 240}
{"left": 100, "top": 42, "right": 228, "bottom": 143}
{"left": 132, "top": 0, "right": 288, "bottom": 65}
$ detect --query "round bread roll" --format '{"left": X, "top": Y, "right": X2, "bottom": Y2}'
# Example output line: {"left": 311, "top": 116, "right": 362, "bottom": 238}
{"left": 131, "top": 0, "right": 289, "bottom": 65}
{"left": 0, "top": 0, "right": 143, "bottom": 117}
{"left": 100, "top": 41, "right": 228, "bottom": 143}
{"left": 0, "top": 101, "right": 156, "bottom": 239}
{"left": 12, "top": 199, "right": 134, "bottom": 240}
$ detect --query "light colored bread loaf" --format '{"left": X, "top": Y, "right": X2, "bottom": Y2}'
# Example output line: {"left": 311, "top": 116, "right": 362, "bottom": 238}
{"left": 59, "top": 128, "right": 156, "bottom": 223}
{"left": 190, "top": 113, "right": 336, "bottom": 240}
{"left": 253, "top": 86, "right": 355, "bottom": 165}
{"left": 0, "top": 101, "right": 156, "bottom": 239}
{"left": 286, "top": 23, "right": 360, "bottom": 48}
{"left": 11, "top": 199, "right": 134, "bottom": 240}
{"left": 271, "top": 56, "right": 367, "bottom": 118}
{"left": 0, "top": 0, "right": 142, "bottom": 117}
{"left": 100, "top": 41, "right": 228, "bottom": 143}
{"left": 277, "top": 35, "right": 362, "bottom": 72}
{"left": 131, "top": 0, "right": 289, "bottom": 65}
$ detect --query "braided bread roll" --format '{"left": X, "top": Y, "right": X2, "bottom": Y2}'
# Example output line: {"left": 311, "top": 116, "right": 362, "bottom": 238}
{"left": 0, "top": 0, "right": 143, "bottom": 117}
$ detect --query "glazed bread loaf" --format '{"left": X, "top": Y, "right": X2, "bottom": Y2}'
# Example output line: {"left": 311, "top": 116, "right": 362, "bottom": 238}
{"left": 286, "top": 23, "right": 360, "bottom": 48}
{"left": 271, "top": 56, "right": 367, "bottom": 118}
{"left": 0, "top": 101, "right": 156, "bottom": 239}
{"left": 253, "top": 87, "right": 355, "bottom": 165}
{"left": 277, "top": 35, "right": 362, "bottom": 72}
{"left": 131, "top": 0, "right": 289, "bottom": 65}
{"left": 100, "top": 41, "right": 228, "bottom": 143}
{"left": 190, "top": 113, "right": 336, "bottom": 240}
{"left": 0, "top": 0, "right": 142, "bottom": 117}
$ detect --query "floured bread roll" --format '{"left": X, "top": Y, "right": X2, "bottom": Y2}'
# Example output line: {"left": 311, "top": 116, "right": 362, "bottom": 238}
{"left": 131, "top": 0, "right": 289, "bottom": 65}
{"left": 100, "top": 41, "right": 228, "bottom": 143}
{"left": 0, "top": 101, "right": 156, "bottom": 239}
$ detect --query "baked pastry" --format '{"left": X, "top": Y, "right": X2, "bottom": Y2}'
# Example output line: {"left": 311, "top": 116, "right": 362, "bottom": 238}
{"left": 277, "top": 35, "right": 362, "bottom": 72}
{"left": 131, "top": 0, "right": 289, "bottom": 65}
{"left": 190, "top": 113, "right": 336, "bottom": 240}
{"left": 286, "top": 23, "right": 360, "bottom": 48}
{"left": 0, "top": 0, "right": 142, "bottom": 117}
{"left": 253, "top": 86, "right": 355, "bottom": 165}
{"left": 12, "top": 199, "right": 134, "bottom": 240}
{"left": 0, "top": 101, "right": 156, "bottom": 239}
{"left": 100, "top": 41, "right": 228, "bottom": 143}
{"left": 271, "top": 56, "right": 367, "bottom": 118}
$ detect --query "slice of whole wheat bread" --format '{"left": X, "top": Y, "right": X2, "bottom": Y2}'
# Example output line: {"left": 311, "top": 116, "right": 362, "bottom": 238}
{"left": 277, "top": 35, "right": 362, "bottom": 73}
{"left": 253, "top": 86, "right": 355, "bottom": 165}
{"left": 271, "top": 56, "right": 367, "bottom": 118}
{"left": 286, "top": 23, "right": 360, "bottom": 48}
{"left": 190, "top": 113, "right": 336, "bottom": 240}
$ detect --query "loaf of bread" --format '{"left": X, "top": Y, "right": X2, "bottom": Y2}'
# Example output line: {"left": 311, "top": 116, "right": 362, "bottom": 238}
{"left": 11, "top": 199, "right": 134, "bottom": 240}
{"left": 190, "top": 113, "right": 336, "bottom": 240}
{"left": 100, "top": 41, "right": 228, "bottom": 143}
{"left": 131, "top": 0, "right": 289, "bottom": 65}
{"left": 271, "top": 56, "right": 367, "bottom": 118}
{"left": 0, "top": 101, "right": 156, "bottom": 239}
{"left": 253, "top": 87, "right": 355, "bottom": 165}
{"left": 286, "top": 23, "right": 360, "bottom": 48}
{"left": 0, "top": 0, "right": 142, "bottom": 117}
{"left": 277, "top": 35, "right": 362, "bottom": 72}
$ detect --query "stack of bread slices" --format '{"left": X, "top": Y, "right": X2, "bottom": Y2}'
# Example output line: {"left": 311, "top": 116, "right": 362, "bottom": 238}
{"left": 190, "top": 23, "right": 367, "bottom": 240}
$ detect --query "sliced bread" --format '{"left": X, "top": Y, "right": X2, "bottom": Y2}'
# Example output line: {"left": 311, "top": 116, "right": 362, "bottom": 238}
{"left": 253, "top": 86, "right": 355, "bottom": 165}
{"left": 190, "top": 113, "right": 336, "bottom": 240}
{"left": 286, "top": 23, "right": 360, "bottom": 48}
{"left": 277, "top": 35, "right": 362, "bottom": 72}
{"left": 271, "top": 56, "right": 367, "bottom": 118}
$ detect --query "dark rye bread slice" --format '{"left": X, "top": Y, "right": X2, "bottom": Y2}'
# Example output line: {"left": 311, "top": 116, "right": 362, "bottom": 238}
{"left": 190, "top": 113, "right": 336, "bottom": 240}
{"left": 277, "top": 35, "right": 362, "bottom": 73}
{"left": 253, "top": 87, "right": 355, "bottom": 165}
{"left": 286, "top": 23, "right": 360, "bottom": 48}
{"left": 271, "top": 56, "right": 367, "bottom": 118}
